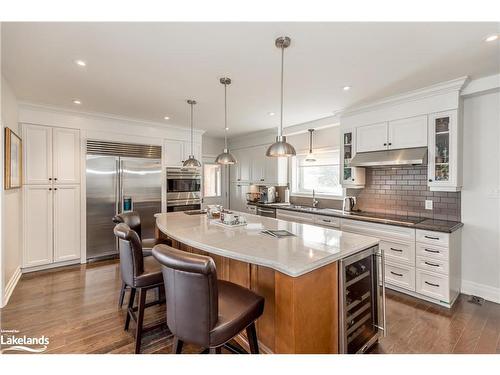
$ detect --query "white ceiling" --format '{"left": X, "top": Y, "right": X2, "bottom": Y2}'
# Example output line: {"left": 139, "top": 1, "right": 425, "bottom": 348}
{"left": 2, "top": 22, "right": 499, "bottom": 137}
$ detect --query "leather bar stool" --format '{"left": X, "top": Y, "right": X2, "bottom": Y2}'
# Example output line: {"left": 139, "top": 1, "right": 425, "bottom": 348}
{"left": 113, "top": 211, "right": 171, "bottom": 307}
{"left": 152, "top": 245, "right": 265, "bottom": 354}
{"left": 113, "top": 223, "right": 166, "bottom": 354}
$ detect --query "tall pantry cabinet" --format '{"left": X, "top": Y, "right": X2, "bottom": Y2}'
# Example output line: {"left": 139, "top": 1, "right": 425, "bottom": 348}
{"left": 22, "top": 124, "right": 81, "bottom": 269}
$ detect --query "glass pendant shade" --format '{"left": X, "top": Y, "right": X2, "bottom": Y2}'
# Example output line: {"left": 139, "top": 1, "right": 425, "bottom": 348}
{"left": 183, "top": 99, "right": 201, "bottom": 168}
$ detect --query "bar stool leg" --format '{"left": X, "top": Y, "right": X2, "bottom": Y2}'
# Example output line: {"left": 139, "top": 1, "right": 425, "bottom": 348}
{"left": 124, "top": 287, "right": 136, "bottom": 331}
{"left": 135, "top": 288, "right": 147, "bottom": 354}
{"left": 209, "top": 346, "right": 222, "bottom": 354}
{"left": 118, "top": 281, "right": 127, "bottom": 307}
{"left": 172, "top": 337, "right": 184, "bottom": 354}
{"left": 246, "top": 322, "right": 259, "bottom": 354}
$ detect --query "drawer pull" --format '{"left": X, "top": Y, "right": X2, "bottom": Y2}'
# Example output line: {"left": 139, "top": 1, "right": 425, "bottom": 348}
{"left": 322, "top": 219, "right": 331, "bottom": 223}
{"left": 425, "top": 281, "right": 440, "bottom": 287}
{"left": 424, "top": 248, "right": 440, "bottom": 254}
{"left": 424, "top": 261, "right": 439, "bottom": 267}
{"left": 390, "top": 247, "right": 403, "bottom": 252}
{"left": 424, "top": 235, "right": 440, "bottom": 240}
{"left": 390, "top": 271, "right": 403, "bottom": 277}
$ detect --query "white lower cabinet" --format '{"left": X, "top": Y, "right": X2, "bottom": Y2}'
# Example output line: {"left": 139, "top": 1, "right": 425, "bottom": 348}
{"left": 23, "top": 185, "right": 81, "bottom": 269}
{"left": 385, "top": 261, "right": 416, "bottom": 291}
{"left": 416, "top": 269, "right": 450, "bottom": 302}
{"left": 53, "top": 185, "right": 81, "bottom": 262}
{"left": 23, "top": 186, "right": 54, "bottom": 267}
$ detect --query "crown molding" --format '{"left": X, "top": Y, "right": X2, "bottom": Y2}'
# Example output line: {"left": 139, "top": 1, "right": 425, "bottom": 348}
{"left": 461, "top": 73, "right": 500, "bottom": 97}
{"left": 340, "top": 76, "right": 469, "bottom": 118}
{"left": 17, "top": 101, "right": 206, "bottom": 135}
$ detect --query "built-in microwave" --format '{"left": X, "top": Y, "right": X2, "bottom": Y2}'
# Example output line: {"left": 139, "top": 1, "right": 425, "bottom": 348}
{"left": 166, "top": 167, "right": 201, "bottom": 212}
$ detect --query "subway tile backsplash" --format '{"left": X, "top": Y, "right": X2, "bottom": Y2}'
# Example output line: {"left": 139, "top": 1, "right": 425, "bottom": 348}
{"left": 347, "top": 166, "right": 461, "bottom": 221}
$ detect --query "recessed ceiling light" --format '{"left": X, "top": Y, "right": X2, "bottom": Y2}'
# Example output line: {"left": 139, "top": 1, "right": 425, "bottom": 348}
{"left": 343, "top": 86, "right": 351, "bottom": 91}
{"left": 163, "top": 116, "right": 170, "bottom": 120}
{"left": 74, "top": 59, "right": 87, "bottom": 67}
{"left": 225, "top": 127, "right": 229, "bottom": 131}
{"left": 268, "top": 112, "right": 275, "bottom": 116}
{"left": 485, "top": 34, "right": 499, "bottom": 42}
{"left": 72, "top": 99, "right": 81, "bottom": 105}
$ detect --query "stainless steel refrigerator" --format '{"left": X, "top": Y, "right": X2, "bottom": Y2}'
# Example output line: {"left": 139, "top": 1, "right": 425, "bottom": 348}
{"left": 86, "top": 140, "right": 162, "bottom": 260}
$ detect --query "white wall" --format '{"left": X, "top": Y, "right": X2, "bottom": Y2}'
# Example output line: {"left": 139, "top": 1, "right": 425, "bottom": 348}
{"left": 286, "top": 126, "right": 340, "bottom": 154}
{"left": 202, "top": 135, "right": 225, "bottom": 157}
{"left": 1, "top": 76, "right": 22, "bottom": 307}
{"left": 461, "top": 89, "right": 500, "bottom": 303}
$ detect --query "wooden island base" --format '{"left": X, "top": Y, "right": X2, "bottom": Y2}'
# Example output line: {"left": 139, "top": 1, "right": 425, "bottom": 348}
{"left": 170, "top": 239, "right": 339, "bottom": 354}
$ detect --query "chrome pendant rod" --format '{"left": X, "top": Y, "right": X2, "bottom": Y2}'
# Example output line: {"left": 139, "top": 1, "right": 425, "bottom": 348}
{"left": 224, "top": 79, "right": 228, "bottom": 149}
{"left": 279, "top": 44, "right": 284, "bottom": 137}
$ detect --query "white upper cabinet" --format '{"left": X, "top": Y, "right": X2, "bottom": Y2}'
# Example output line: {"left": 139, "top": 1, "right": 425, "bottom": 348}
{"left": 24, "top": 124, "right": 80, "bottom": 185}
{"left": 24, "top": 124, "right": 53, "bottom": 185}
{"left": 341, "top": 128, "right": 365, "bottom": 188}
{"left": 53, "top": 185, "right": 81, "bottom": 262}
{"left": 52, "top": 128, "right": 81, "bottom": 184}
{"left": 164, "top": 139, "right": 201, "bottom": 167}
{"left": 23, "top": 185, "right": 54, "bottom": 267}
{"left": 388, "top": 115, "right": 428, "bottom": 149}
{"left": 427, "top": 110, "right": 461, "bottom": 191}
{"left": 230, "top": 148, "right": 251, "bottom": 182}
{"left": 356, "top": 122, "right": 388, "bottom": 153}
{"left": 230, "top": 145, "right": 287, "bottom": 185}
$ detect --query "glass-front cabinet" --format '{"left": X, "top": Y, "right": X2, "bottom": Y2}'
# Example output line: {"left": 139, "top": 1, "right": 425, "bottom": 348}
{"left": 341, "top": 129, "right": 365, "bottom": 188}
{"left": 428, "top": 110, "right": 461, "bottom": 191}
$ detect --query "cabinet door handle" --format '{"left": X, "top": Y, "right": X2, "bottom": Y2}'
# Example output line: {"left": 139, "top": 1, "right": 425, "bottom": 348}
{"left": 428, "top": 179, "right": 433, "bottom": 182}
{"left": 383, "top": 143, "right": 387, "bottom": 146}
{"left": 424, "top": 261, "right": 439, "bottom": 267}
{"left": 54, "top": 188, "right": 58, "bottom": 191}
{"left": 54, "top": 177, "right": 58, "bottom": 181}
{"left": 49, "top": 188, "right": 52, "bottom": 191}
{"left": 390, "top": 247, "right": 403, "bottom": 252}
{"left": 322, "top": 219, "right": 331, "bottom": 223}
{"left": 388, "top": 142, "right": 392, "bottom": 146}
{"left": 390, "top": 271, "right": 403, "bottom": 277}
{"left": 424, "top": 248, "right": 440, "bottom": 254}
{"left": 425, "top": 281, "right": 440, "bottom": 287}
{"left": 424, "top": 235, "right": 440, "bottom": 240}
{"left": 49, "top": 177, "right": 52, "bottom": 181}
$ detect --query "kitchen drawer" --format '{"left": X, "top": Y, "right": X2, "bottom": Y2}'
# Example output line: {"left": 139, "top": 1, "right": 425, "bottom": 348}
{"left": 416, "top": 255, "right": 448, "bottom": 275}
{"left": 276, "top": 209, "right": 314, "bottom": 224}
{"left": 341, "top": 218, "right": 415, "bottom": 243}
{"left": 416, "top": 269, "right": 450, "bottom": 302}
{"left": 385, "top": 261, "right": 415, "bottom": 291}
{"left": 380, "top": 240, "right": 415, "bottom": 266}
{"left": 313, "top": 214, "right": 341, "bottom": 229}
{"left": 416, "top": 243, "right": 448, "bottom": 261}
{"left": 416, "top": 229, "right": 449, "bottom": 247}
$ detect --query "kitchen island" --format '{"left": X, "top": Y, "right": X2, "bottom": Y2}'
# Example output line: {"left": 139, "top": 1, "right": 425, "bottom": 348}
{"left": 156, "top": 211, "right": 380, "bottom": 354}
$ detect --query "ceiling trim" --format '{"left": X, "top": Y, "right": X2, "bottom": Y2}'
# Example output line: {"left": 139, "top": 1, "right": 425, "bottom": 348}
{"left": 340, "top": 76, "right": 469, "bottom": 118}
{"left": 17, "top": 101, "right": 206, "bottom": 135}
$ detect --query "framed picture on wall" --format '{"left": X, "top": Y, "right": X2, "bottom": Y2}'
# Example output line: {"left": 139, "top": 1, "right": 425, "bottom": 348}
{"left": 4, "top": 127, "right": 22, "bottom": 189}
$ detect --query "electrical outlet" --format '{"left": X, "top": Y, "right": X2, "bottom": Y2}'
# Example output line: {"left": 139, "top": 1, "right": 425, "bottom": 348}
{"left": 425, "top": 200, "right": 433, "bottom": 210}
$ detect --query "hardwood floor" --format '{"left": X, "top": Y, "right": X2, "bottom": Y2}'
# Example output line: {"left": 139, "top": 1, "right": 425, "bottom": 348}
{"left": 1, "top": 260, "right": 499, "bottom": 354}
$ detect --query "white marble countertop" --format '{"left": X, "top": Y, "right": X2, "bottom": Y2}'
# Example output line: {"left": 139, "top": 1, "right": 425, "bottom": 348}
{"left": 156, "top": 212, "right": 379, "bottom": 277}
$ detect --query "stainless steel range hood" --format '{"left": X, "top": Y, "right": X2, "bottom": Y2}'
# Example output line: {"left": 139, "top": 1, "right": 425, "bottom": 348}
{"left": 350, "top": 147, "right": 428, "bottom": 167}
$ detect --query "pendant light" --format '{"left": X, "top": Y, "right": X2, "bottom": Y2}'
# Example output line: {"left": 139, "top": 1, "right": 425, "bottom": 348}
{"left": 215, "top": 77, "right": 237, "bottom": 165}
{"left": 266, "top": 36, "right": 296, "bottom": 158}
{"left": 305, "top": 129, "right": 316, "bottom": 162}
{"left": 183, "top": 99, "right": 201, "bottom": 168}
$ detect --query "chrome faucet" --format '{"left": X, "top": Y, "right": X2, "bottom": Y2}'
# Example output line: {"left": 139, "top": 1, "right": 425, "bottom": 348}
{"left": 312, "top": 189, "right": 319, "bottom": 208}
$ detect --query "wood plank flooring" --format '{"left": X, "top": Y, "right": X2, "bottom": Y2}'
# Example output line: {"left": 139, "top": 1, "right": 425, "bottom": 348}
{"left": 1, "top": 260, "right": 499, "bottom": 354}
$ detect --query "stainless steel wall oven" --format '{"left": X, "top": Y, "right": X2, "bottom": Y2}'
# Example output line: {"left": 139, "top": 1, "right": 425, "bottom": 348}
{"left": 166, "top": 167, "right": 201, "bottom": 212}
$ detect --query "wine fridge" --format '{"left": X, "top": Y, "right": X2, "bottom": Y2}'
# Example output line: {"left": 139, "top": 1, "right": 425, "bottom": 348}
{"left": 339, "top": 245, "right": 386, "bottom": 353}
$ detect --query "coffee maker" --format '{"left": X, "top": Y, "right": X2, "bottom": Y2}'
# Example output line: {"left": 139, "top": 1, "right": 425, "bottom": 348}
{"left": 259, "top": 186, "right": 276, "bottom": 204}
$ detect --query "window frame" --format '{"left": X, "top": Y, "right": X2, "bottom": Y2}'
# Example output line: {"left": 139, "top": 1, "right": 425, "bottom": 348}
{"left": 202, "top": 162, "right": 222, "bottom": 198}
{"left": 290, "top": 148, "right": 344, "bottom": 200}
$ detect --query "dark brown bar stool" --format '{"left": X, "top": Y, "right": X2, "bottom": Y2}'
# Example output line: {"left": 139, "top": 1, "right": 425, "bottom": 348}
{"left": 152, "top": 245, "right": 265, "bottom": 354}
{"left": 113, "top": 211, "right": 171, "bottom": 307}
{"left": 113, "top": 223, "right": 166, "bottom": 354}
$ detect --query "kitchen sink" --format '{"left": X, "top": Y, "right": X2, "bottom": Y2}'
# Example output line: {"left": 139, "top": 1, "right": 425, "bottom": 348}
{"left": 289, "top": 205, "right": 344, "bottom": 215}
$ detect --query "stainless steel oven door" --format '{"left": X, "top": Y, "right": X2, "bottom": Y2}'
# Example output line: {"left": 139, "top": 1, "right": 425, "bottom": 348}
{"left": 256, "top": 207, "right": 276, "bottom": 218}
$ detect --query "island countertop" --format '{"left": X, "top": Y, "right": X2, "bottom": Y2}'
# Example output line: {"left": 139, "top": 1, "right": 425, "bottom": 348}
{"left": 156, "top": 211, "right": 379, "bottom": 277}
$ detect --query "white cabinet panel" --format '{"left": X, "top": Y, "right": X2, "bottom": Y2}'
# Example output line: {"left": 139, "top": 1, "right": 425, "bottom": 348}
{"left": 276, "top": 209, "right": 315, "bottom": 224}
{"left": 385, "top": 261, "right": 416, "bottom": 291}
{"left": 356, "top": 122, "right": 388, "bottom": 153}
{"left": 388, "top": 115, "right": 427, "bottom": 149}
{"left": 416, "top": 269, "right": 450, "bottom": 302}
{"left": 164, "top": 140, "right": 184, "bottom": 166}
{"left": 53, "top": 185, "right": 81, "bottom": 262}
{"left": 24, "top": 125, "right": 52, "bottom": 185}
{"left": 53, "top": 127, "right": 80, "bottom": 184}
{"left": 23, "top": 186, "right": 53, "bottom": 267}
{"left": 380, "top": 240, "right": 415, "bottom": 266}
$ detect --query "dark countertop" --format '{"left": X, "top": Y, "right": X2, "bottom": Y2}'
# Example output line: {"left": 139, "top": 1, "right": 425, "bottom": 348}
{"left": 246, "top": 201, "right": 463, "bottom": 233}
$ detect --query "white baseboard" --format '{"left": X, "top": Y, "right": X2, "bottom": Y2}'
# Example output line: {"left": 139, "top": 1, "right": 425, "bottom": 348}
{"left": 1, "top": 266, "right": 22, "bottom": 308}
{"left": 461, "top": 280, "right": 500, "bottom": 304}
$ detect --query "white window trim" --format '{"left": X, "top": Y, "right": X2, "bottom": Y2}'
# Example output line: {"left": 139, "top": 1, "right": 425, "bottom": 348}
{"left": 290, "top": 147, "right": 345, "bottom": 200}
{"left": 203, "top": 162, "right": 222, "bottom": 198}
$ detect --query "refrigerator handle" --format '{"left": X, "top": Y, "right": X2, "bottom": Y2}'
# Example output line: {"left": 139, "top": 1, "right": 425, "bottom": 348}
{"left": 115, "top": 158, "right": 120, "bottom": 214}
{"left": 119, "top": 159, "right": 124, "bottom": 213}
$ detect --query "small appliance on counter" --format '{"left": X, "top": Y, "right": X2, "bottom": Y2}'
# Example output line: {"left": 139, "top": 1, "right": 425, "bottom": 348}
{"left": 343, "top": 196, "right": 357, "bottom": 212}
{"left": 259, "top": 186, "right": 276, "bottom": 204}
